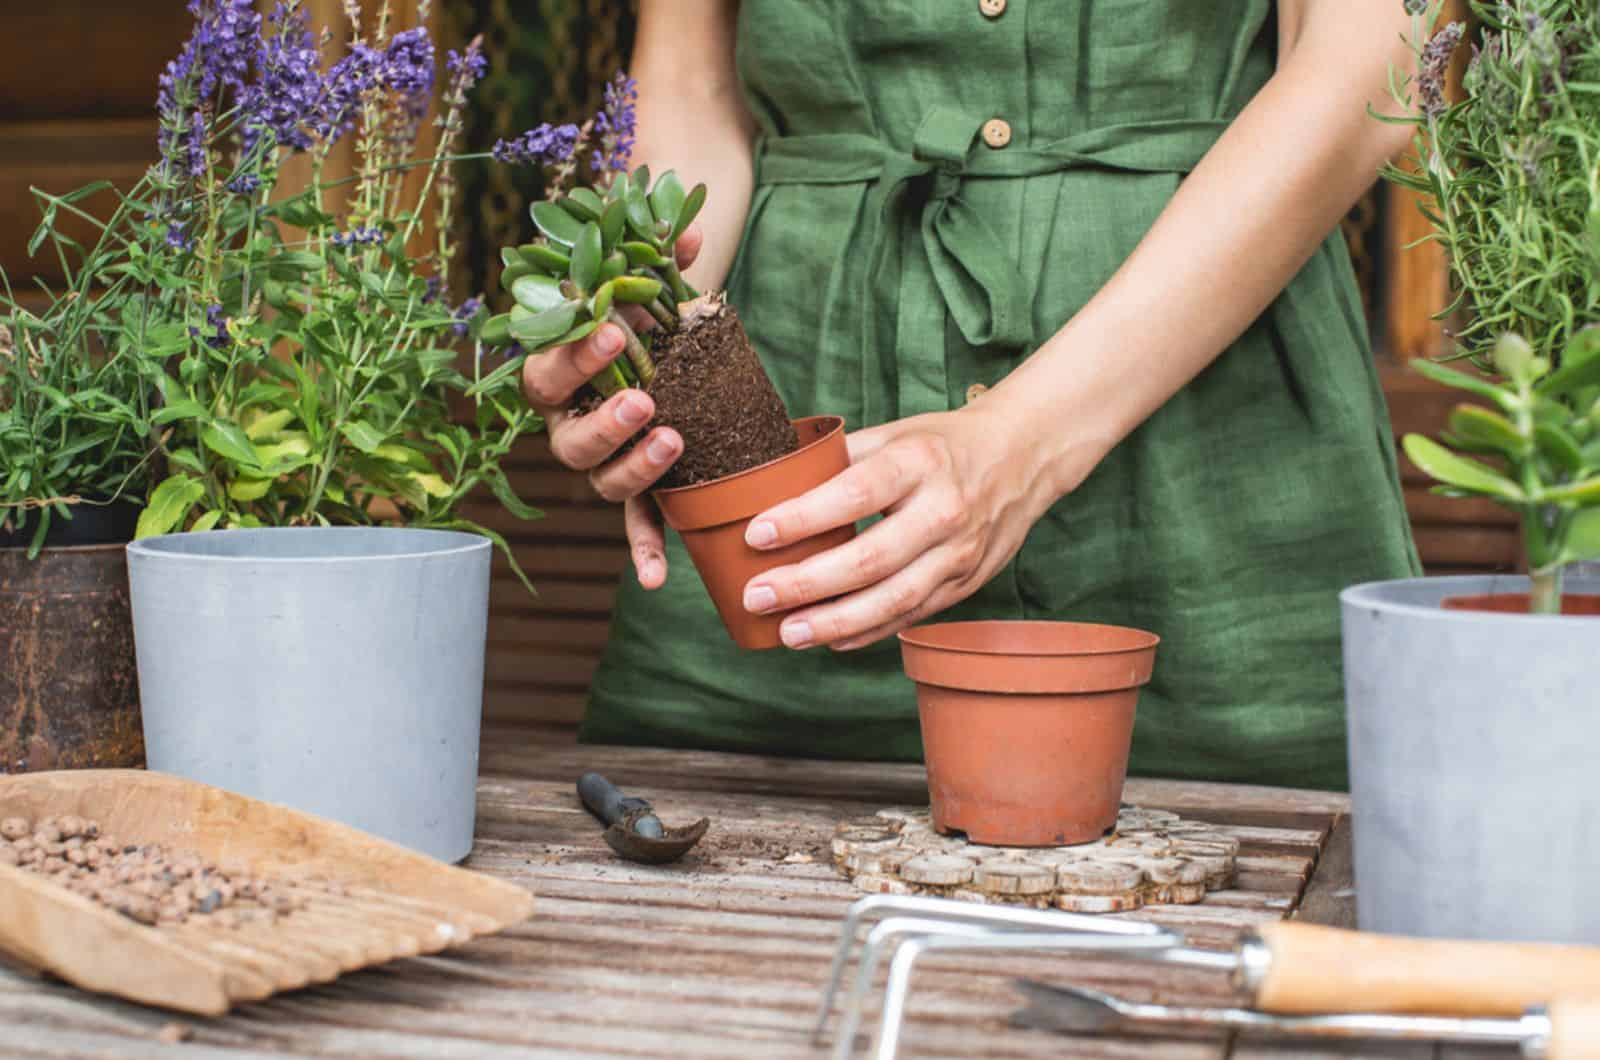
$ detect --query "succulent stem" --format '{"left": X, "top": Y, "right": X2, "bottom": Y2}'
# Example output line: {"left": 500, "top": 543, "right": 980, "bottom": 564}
{"left": 607, "top": 309, "right": 655, "bottom": 387}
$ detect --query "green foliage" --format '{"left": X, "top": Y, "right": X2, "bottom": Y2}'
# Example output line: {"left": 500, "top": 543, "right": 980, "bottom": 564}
{"left": 1384, "top": 1, "right": 1600, "bottom": 366}
{"left": 474, "top": 167, "right": 705, "bottom": 401}
{"left": 1385, "top": 3, "right": 1600, "bottom": 608}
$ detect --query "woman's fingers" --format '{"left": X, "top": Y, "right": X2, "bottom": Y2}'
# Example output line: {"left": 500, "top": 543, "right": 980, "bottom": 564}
{"left": 744, "top": 443, "right": 927, "bottom": 550}
{"left": 675, "top": 224, "right": 703, "bottom": 270}
{"left": 741, "top": 510, "right": 930, "bottom": 617}
{"left": 775, "top": 549, "right": 956, "bottom": 650}
{"left": 549, "top": 389, "right": 655, "bottom": 471}
{"left": 521, "top": 322, "right": 625, "bottom": 411}
{"left": 624, "top": 496, "right": 668, "bottom": 589}
{"left": 588, "top": 426, "right": 684, "bottom": 502}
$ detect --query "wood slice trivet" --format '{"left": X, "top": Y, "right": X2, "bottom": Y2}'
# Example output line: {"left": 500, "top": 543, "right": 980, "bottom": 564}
{"left": 0, "top": 769, "right": 534, "bottom": 1015}
{"left": 831, "top": 807, "right": 1239, "bottom": 912}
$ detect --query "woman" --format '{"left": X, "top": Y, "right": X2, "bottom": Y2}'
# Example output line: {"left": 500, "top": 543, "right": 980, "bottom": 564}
{"left": 522, "top": 0, "right": 1421, "bottom": 789}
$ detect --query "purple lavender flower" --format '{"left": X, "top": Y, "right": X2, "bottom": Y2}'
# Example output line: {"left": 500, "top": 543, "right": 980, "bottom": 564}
{"left": 330, "top": 225, "right": 384, "bottom": 247}
{"left": 166, "top": 221, "right": 193, "bottom": 252}
{"left": 241, "top": 2, "right": 323, "bottom": 153}
{"left": 591, "top": 72, "right": 637, "bottom": 173}
{"left": 1418, "top": 22, "right": 1465, "bottom": 120}
{"left": 446, "top": 45, "right": 487, "bottom": 89}
{"left": 226, "top": 171, "right": 262, "bottom": 195}
{"left": 156, "top": 0, "right": 262, "bottom": 176}
{"left": 423, "top": 275, "right": 443, "bottom": 304}
{"left": 188, "top": 304, "right": 230, "bottom": 349}
{"left": 316, "top": 43, "right": 381, "bottom": 143}
{"left": 492, "top": 123, "right": 580, "bottom": 166}
{"left": 382, "top": 28, "right": 435, "bottom": 108}
{"left": 452, "top": 296, "right": 484, "bottom": 337}
{"left": 185, "top": 110, "right": 209, "bottom": 178}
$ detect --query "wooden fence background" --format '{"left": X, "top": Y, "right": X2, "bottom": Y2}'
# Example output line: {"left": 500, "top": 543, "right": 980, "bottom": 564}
{"left": 3, "top": 1, "right": 1498, "bottom": 735}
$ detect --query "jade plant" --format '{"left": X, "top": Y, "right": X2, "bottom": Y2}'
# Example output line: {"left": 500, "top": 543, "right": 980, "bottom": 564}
{"left": 471, "top": 162, "right": 706, "bottom": 398}
{"left": 1383, "top": 0, "right": 1600, "bottom": 611}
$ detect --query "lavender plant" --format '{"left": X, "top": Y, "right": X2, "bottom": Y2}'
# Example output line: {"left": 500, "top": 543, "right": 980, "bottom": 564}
{"left": 469, "top": 75, "right": 710, "bottom": 401}
{"left": 1384, "top": 1, "right": 1600, "bottom": 611}
{"left": 0, "top": 0, "right": 608, "bottom": 584}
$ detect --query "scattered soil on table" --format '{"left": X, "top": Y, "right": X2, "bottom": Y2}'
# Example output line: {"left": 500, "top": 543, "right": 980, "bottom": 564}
{"left": 0, "top": 813, "right": 328, "bottom": 928}
{"left": 574, "top": 294, "right": 799, "bottom": 489}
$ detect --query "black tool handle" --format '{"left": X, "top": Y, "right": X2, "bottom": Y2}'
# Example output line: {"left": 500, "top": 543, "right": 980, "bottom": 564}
{"left": 577, "top": 772, "right": 652, "bottom": 826}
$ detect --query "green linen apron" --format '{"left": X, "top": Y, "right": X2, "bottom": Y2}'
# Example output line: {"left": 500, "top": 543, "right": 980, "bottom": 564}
{"left": 579, "top": 0, "right": 1420, "bottom": 790}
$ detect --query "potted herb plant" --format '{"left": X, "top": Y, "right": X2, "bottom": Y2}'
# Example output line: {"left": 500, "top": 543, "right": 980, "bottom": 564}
{"left": 0, "top": 207, "right": 157, "bottom": 773}
{"left": 470, "top": 82, "right": 854, "bottom": 649}
{"left": 1342, "top": 0, "right": 1600, "bottom": 942}
{"left": 35, "top": 0, "right": 582, "bottom": 861}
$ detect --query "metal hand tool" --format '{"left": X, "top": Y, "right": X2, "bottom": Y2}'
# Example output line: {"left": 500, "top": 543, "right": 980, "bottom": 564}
{"left": 575, "top": 772, "right": 708, "bottom": 864}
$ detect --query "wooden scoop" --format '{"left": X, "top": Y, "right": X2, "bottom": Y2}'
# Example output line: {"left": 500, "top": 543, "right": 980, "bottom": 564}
{"left": 0, "top": 769, "right": 535, "bottom": 1015}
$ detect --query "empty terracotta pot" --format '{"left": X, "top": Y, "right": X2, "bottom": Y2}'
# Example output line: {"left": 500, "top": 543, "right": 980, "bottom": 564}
{"left": 653, "top": 415, "right": 855, "bottom": 650}
{"left": 1441, "top": 592, "right": 1600, "bottom": 615}
{"left": 899, "top": 620, "right": 1160, "bottom": 847}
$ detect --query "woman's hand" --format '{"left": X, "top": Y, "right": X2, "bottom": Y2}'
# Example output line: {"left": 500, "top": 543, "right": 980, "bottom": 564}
{"left": 520, "top": 227, "right": 702, "bottom": 591}
{"left": 739, "top": 397, "right": 1097, "bottom": 651}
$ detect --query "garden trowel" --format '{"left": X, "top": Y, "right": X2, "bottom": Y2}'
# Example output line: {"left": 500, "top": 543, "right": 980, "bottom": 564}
{"left": 576, "top": 772, "right": 708, "bottom": 864}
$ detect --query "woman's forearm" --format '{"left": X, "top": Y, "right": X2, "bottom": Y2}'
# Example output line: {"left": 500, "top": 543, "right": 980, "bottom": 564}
{"left": 989, "top": 0, "right": 1416, "bottom": 500}
{"left": 631, "top": 0, "right": 757, "bottom": 290}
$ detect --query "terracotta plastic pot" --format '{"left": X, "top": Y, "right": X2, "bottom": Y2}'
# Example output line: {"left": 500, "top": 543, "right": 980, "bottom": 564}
{"left": 1440, "top": 592, "right": 1600, "bottom": 615}
{"left": 898, "top": 620, "right": 1159, "bottom": 847}
{"left": 653, "top": 415, "right": 854, "bottom": 650}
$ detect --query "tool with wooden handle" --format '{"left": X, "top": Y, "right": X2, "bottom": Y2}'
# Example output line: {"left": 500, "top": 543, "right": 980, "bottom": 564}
{"left": 1233, "top": 922, "right": 1600, "bottom": 1018}
{"left": 1012, "top": 980, "right": 1600, "bottom": 1059}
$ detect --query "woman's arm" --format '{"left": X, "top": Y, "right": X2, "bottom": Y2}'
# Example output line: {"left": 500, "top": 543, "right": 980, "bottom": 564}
{"left": 629, "top": 0, "right": 757, "bottom": 289}
{"left": 740, "top": 0, "right": 1417, "bottom": 650}
{"left": 521, "top": 0, "right": 756, "bottom": 588}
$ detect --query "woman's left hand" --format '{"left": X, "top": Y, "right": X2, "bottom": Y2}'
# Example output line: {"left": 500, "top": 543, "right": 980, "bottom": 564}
{"left": 740, "top": 399, "right": 1083, "bottom": 651}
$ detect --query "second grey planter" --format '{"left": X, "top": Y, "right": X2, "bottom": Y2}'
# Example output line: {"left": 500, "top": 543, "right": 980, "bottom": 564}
{"left": 1341, "top": 574, "right": 1600, "bottom": 943}
{"left": 127, "top": 527, "right": 491, "bottom": 863}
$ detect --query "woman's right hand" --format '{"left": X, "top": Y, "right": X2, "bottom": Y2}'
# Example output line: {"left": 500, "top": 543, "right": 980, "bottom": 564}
{"left": 520, "top": 226, "right": 703, "bottom": 590}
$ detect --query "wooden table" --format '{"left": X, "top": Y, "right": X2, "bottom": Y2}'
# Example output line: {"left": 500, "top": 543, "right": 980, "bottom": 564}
{"left": 3, "top": 725, "right": 1493, "bottom": 1059}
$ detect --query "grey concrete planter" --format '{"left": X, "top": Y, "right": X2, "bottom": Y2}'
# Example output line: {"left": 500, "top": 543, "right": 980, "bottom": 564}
{"left": 1341, "top": 574, "right": 1600, "bottom": 942}
{"left": 126, "top": 527, "right": 491, "bottom": 862}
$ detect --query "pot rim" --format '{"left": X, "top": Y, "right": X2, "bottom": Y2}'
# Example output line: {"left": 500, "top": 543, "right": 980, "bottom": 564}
{"left": 1341, "top": 574, "right": 1600, "bottom": 622}
{"left": 652, "top": 414, "right": 845, "bottom": 499}
{"left": 898, "top": 619, "right": 1160, "bottom": 657}
{"left": 0, "top": 542, "right": 131, "bottom": 555}
{"left": 126, "top": 525, "right": 490, "bottom": 564}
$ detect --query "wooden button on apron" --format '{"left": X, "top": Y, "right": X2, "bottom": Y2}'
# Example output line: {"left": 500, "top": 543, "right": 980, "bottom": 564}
{"left": 979, "top": 0, "right": 1007, "bottom": 18}
{"left": 981, "top": 118, "right": 1012, "bottom": 148}
{"left": 965, "top": 382, "right": 989, "bottom": 404}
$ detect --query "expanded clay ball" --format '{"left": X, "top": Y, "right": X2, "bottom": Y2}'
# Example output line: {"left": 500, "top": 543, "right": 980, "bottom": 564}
{"left": 0, "top": 817, "right": 29, "bottom": 842}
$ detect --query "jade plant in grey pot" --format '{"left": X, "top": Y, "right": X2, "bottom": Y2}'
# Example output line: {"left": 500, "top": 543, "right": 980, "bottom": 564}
{"left": 32, "top": 0, "right": 599, "bottom": 860}
{"left": 1342, "top": 0, "right": 1600, "bottom": 942}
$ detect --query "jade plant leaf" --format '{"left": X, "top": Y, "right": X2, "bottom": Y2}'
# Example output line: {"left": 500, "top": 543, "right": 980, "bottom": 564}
{"left": 612, "top": 276, "right": 664, "bottom": 304}
{"left": 1538, "top": 331, "right": 1600, "bottom": 397}
{"left": 624, "top": 181, "right": 656, "bottom": 242}
{"left": 480, "top": 313, "right": 512, "bottom": 346}
{"left": 1560, "top": 507, "right": 1600, "bottom": 565}
{"left": 621, "top": 241, "right": 668, "bottom": 268}
{"left": 552, "top": 319, "right": 601, "bottom": 347}
{"left": 511, "top": 274, "right": 566, "bottom": 313}
{"left": 669, "top": 183, "right": 707, "bottom": 245}
{"left": 563, "top": 187, "right": 605, "bottom": 222}
{"left": 1446, "top": 405, "right": 1525, "bottom": 456}
{"left": 599, "top": 250, "right": 627, "bottom": 285}
{"left": 509, "top": 302, "right": 580, "bottom": 345}
{"left": 1410, "top": 358, "right": 1516, "bottom": 412}
{"left": 590, "top": 280, "right": 616, "bottom": 321}
{"left": 1540, "top": 474, "right": 1600, "bottom": 504}
{"left": 532, "top": 201, "right": 584, "bottom": 247}
{"left": 600, "top": 199, "right": 627, "bottom": 251}
{"left": 518, "top": 242, "right": 570, "bottom": 273}
{"left": 1534, "top": 423, "right": 1585, "bottom": 474}
{"left": 631, "top": 165, "right": 651, "bottom": 195}
{"left": 1402, "top": 434, "right": 1525, "bottom": 501}
{"left": 649, "top": 170, "right": 687, "bottom": 229}
{"left": 570, "top": 222, "right": 603, "bottom": 292}
{"left": 500, "top": 260, "right": 533, "bottom": 289}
